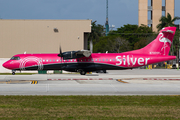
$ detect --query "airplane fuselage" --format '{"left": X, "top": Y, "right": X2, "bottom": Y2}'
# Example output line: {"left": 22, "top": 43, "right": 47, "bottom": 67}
{"left": 2, "top": 27, "right": 177, "bottom": 75}
{"left": 3, "top": 53, "right": 176, "bottom": 73}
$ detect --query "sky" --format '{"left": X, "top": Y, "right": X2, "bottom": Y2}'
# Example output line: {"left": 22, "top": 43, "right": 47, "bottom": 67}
{"left": 0, "top": 0, "right": 180, "bottom": 30}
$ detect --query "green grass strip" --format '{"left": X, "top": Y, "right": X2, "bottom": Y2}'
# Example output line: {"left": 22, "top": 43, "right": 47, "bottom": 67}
{"left": 0, "top": 96, "right": 179, "bottom": 119}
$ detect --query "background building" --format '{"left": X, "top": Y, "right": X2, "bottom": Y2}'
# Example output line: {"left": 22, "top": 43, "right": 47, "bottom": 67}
{"left": 139, "top": 0, "right": 174, "bottom": 32}
{"left": 0, "top": 19, "right": 91, "bottom": 72}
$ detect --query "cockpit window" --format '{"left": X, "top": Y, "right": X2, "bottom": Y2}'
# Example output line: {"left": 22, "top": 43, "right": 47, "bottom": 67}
{"left": 10, "top": 56, "right": 20, "bottom": 60}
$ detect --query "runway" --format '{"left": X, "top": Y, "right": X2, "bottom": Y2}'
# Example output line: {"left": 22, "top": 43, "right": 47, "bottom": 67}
{"left": 0, "top": 69, "right": 180, "bottom": 95}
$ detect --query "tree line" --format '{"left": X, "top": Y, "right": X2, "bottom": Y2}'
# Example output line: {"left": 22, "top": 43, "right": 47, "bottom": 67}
{"left": 88, "top": 13, "right": 180, "bottom": 58}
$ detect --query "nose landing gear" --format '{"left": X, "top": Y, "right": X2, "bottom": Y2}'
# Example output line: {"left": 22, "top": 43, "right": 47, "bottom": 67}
{"left": 12, "top": 70, "right": 16, "bottom": 75}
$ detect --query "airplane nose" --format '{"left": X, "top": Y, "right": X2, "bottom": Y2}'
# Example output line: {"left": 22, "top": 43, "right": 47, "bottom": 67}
{"left": 2, "top": 62, "right": 9, "bottom": 69}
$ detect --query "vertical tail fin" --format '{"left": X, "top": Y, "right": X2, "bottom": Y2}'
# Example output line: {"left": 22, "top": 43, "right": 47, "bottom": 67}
{"left": 127, "top": 27, "right": 176, "bottom": 55}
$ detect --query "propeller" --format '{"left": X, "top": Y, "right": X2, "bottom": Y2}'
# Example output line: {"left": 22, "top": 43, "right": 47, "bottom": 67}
{"left": 58, "top": 46, "right": 63, "bottom": 57}
{"left": 57, "top": 45, "right": 63, "bottom": 72}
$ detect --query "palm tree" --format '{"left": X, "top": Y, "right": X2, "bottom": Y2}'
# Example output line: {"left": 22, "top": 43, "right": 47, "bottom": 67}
{"left": 156, "top": 13, "right": 180, "bottom": 31}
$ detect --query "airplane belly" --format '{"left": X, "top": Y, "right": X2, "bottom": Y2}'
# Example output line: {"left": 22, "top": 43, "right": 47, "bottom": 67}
{"left": 94, "top": 63, "right": 126, "bottom": 70}
{"left": 64, "top": 64, "right": 78, "bottom": 71}
{"left": 59, "top": 63, "right": 96, "bottom": 72}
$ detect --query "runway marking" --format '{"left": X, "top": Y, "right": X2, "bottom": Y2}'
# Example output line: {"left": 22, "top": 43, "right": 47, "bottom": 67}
{"left": 143, "top": 78, "right": 180, "bottom": 81}
{"left": 47, "top": 78, "right": 113, "bottom": 80}
{"left": 116, "top": 79, "right": 128, "bottom": 83}
{"left": 0, "top": 80, "right": 31, "bottom": 84}
{"left": 31, "top": 81, "right": 38, "bottom": 84}
{"left": 0, "top": 81, "right": 7, "bottom": 84}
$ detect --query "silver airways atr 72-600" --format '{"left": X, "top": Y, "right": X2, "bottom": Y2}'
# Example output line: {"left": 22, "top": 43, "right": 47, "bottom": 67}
{"left": 3, "top": 27, "right": 177, "bottom": 75}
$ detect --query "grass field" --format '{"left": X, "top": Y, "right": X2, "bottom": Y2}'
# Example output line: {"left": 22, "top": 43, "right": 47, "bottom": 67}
{"left": 0, "top": 96, "right": 179, "bottom": 119}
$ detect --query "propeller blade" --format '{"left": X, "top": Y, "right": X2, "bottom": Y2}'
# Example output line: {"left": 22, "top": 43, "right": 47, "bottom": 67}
{"left": 60, "top": 46, "right": 62, "bottom": 55}
{"left": 57, "top": 45, "right": 63, "bottom": 72}
{"left": 58, "top": 45, "right": 63, "bottom": 57}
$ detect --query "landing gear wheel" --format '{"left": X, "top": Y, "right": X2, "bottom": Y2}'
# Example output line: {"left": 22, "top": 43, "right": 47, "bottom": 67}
{"left": 12, "top": 70, "right": 16, "bottom": 75}
{"left": 80, "top": 70, "right": 86, "bottom": 75}
{"left": 103, "top": 70, "right": 107, "bottom": 73}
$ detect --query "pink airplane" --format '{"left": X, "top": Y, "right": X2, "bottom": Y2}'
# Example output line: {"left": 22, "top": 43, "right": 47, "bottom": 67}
{"left": 3, "top": 27, "right": 177, "bottom": 75}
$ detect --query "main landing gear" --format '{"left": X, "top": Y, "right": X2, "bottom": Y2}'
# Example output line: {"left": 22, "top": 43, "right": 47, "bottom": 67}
{"left": 12, "top": 70, "right": 16, "bottom": 75}
{"left": 79, "top": 69, "right": 86, "bottom": 75}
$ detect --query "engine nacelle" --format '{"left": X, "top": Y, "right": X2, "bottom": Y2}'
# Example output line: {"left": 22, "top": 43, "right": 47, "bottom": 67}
{"left": 58, "top": 50, "right": 91, "bottom": 60}
{"left": 62, "top": 51, "right": 84, "bottom": 60}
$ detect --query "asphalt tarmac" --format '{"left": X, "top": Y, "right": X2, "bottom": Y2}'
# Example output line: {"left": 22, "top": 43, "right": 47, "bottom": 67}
{"left": 0, "top": 69, "right": 180, "bottom": 95}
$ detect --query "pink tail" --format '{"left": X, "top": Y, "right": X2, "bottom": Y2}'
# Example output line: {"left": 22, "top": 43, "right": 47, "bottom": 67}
{"left": 127, "top": 27, "right": 176, "bottom": 55}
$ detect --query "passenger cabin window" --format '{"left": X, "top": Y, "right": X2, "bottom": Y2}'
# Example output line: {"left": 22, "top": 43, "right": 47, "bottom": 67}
{"left": 10, "top": 56, "right": 20, "bottom": 60}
